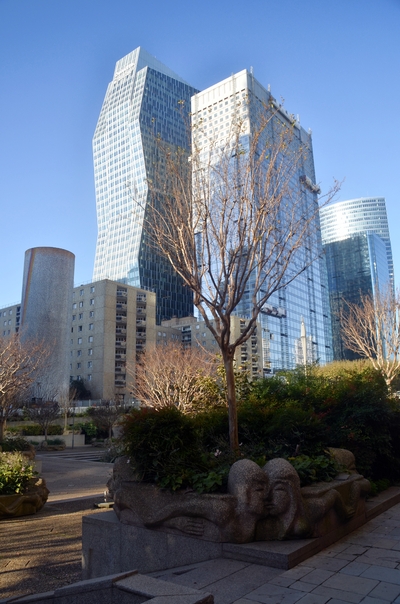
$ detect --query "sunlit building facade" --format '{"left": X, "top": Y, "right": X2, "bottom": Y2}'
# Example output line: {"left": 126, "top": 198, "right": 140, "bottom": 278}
{"left": 92, "top": 47, "right": 197, "bottom": 323}
{"left": 320, "top": 197, "right": 393, "bottom": 360}
{"left": 191, "top": 70, "right": 333, "bottom": 373}
{"left": 320, "top": 197, "right": 394, "bottom": 290}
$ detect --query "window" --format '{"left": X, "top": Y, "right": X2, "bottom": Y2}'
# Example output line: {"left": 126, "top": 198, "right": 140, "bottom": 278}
{"left": 77, "top": 362, "right": 81, "bottom": 369}
{"left": 79, "top": 313, "right": 83, "bottom": 320}
{"left": 89, "top": 323, "right": 94, "bottom": 331}
{"left": 88, "top": 348, "right": 93, "bottom": 355}
{"left": 77, "top": 350, "right": 82, "bottom": 357}
{"left": 80, "top": 289, "right": 84, "bottom": 296}
{"left": 89, "top": 311, "right": 94, "bottom": 318}
{"left": 78, "top": 325, "right": 83, "bottom": 332}
{"left": 87, "top": 374, "right": 92, "bottom": 381}
{"left": 90, "top": 286, "right": 95, "bottom": 293}
{"left": 79, "top": 301, "right": 84, "bottom": 308}
{"left": 9, "top": 310, "right": 12, "bottom": 315}
{"left": 73, "top": 303, "right": 77, "bottom": 309}
{"left": 88, "top": 336, "right": 93, "bottom": 343}
{"left": 72, "top": 314, "right": 76, "bottom": 321}
{"left": 90, "top": 299, "right": 95, "bottom": 306}
{"left": 71, "top": 327, "right": 74, "bottom": 333}
{"left": 88, "top": 361, "right": 92, "bottom": 368}
{"left": 70, "top": 339, "right": 73, "bottom": 345}
{"left": 78, "top": 337, "right": 82, "bottom": 344}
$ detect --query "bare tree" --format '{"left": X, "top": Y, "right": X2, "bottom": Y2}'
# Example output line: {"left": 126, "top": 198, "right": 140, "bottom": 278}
{"left": 144, "top": 97, "right": 338, "bottom": 451}
{"left": 0, "top": 334, "right": 48, "bottom": 440}
{"left": 87, "top": 400, "right": 127, "bottom": 440}
{"left": 26, "top": 400, "right": 60, "bottom": 440}
{"left": 340, "top": 289, "right": 400, "bottom": 391}
{"left": 128, "top": 344, "right": 220, "bottom": 412}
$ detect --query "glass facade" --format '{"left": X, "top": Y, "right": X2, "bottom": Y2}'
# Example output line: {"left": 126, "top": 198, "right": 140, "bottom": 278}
{"left": 324, "top": 233, "right": 390, "bottom": 360}
{"left": 191, "top": 71, "right": 333, "bottom": 373}
{"left": 92, "top": 47, "right": 198, "bottom": 324}
{"left": 319, "top": 197, "right": 394, "bottom": 290}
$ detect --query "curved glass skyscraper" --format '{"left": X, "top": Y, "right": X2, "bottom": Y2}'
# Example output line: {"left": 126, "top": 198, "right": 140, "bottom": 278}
{"left": 320, "top": 197, "right": 393, "bottom": 360}
{"left": 92, "top": 47, "right": 198, "bottom": 323}
{"left": 320, "top": 197, "right": 394, "bottom": 289}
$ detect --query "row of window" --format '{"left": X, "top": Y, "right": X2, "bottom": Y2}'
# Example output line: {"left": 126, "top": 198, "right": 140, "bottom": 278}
{"left": 72, "top": 325, "right": 94, "bottom": 333}
{"left": 72, "top": 299, "right": 95, "bottom": 309}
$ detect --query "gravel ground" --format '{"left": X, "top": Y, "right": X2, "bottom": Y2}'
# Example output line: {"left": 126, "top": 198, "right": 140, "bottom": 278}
{"left": 0, "top": 497, "right": 107, "bottom": 600}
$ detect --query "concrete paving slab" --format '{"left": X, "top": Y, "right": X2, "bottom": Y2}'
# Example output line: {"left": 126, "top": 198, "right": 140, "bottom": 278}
{"left": 367, "top": 580, "right": 400, "bottom": 601}
{"left": 318, "top": 572, "right": 378, "bottom": 595}
{"left": 360, "top": 564, "right": 400, "bottom": 584}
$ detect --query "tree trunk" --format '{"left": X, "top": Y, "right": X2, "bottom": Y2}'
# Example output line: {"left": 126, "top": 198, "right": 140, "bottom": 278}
{"left": 0, "top": 418, "right": 5, "bottom": 441}
{"left": 222, "top": 350, "right": 239, "bottom": 453}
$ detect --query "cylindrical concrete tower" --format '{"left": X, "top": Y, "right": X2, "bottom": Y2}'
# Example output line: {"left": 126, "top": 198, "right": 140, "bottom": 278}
{"left": 21, "top": 247, "right": 75, "bottom": 401}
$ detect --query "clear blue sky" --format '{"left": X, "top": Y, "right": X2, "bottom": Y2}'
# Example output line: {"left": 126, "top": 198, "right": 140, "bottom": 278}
{"left": 0, "top": 0, "right": 399, "bottom": 307}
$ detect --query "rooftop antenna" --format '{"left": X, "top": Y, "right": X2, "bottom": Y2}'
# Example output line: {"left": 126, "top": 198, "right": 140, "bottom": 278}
{"left": 268, "top": 84, "right": 271, "bottom": 92}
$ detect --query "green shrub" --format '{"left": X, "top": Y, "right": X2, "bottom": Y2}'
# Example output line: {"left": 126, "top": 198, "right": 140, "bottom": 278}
{"left": 120, "top": 407, "right": 209, "bottom": 490}
{"left": 46, "top": 438, "right": 65, "bottom": 445}
{"left": 0, "top": 452, "right": 37, "bottom": 495}
{"left": 21, "top": 424, "right": 63, "bottom": 436}
{"left": 0, "top": 437, "right": 32, "bottom": 452}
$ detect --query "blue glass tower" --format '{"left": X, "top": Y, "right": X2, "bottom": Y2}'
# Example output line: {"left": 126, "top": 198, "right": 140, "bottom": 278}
{"left": 93, "top": 48, "right": 198, "bottom": 323}
{"left": 191, "top": 71, "right": 333, "bottom": 372}
{"left": 324, "top": 232, "right": 391, "bottom": 360}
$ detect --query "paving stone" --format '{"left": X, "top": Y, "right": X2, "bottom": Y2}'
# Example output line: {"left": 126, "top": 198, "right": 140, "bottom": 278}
{"left": 298, "top": 569, "right": 335, "bottom": 586}
{"left": 361, "top": 598, "right": 393, "bottom": 604}
{"left": 339, "top": 561, "right": 371, "bottom": 576}
{"left": 269, "top": 567, "right": 315, "bottom": 588}
{"left": 361, "top": 564, "right": 400, "bottom": 584}
{"left": 191, "top": 564, "right": 287, "bottom": 604}
{"left": 312, "top": 585, "right": 364, "bottom": 603}
{"left": 295, "top": 595, "right": 330, "bottom": 604}
{"left": 298, "top": 557, "right": 348, "bottom": 572}
{"left": 329, "top": 598, "right": 365, "bottom": 604}
{"left": 243, "top": 583, "right": 305, "bottom": 604}
{"left": 151, "top": 558, "right": 251, "bottom": 590}
{"left": 287, "top": 581, "right": 314, "bottom": 593}
{"left": 320, "top": 573, "right": 378, "bottom": 595}
{"left": 340, "top": 545, "right": 368, "bottom": 556}
{"left": 345, "top": 536, "right": 399, "bottom": 549}
{"left": 366, "top": 580, "right": 400, "bottom": 601}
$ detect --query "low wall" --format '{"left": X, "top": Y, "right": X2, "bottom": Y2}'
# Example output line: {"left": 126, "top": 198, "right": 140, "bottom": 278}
{"left": 25, "top": 434, "right": 85, "bottom": 448}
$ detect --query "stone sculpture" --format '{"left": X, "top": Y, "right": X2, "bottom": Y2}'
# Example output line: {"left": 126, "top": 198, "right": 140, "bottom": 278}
{"left": 111, "top": 450, "right": 370, "bottom": 543}
{"left": 0, "top": 477, "right": 49, "bottom": 519}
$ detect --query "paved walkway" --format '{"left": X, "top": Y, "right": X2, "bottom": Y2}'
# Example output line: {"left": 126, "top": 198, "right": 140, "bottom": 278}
{"left": 36, "top": 446, "right": 113, "bottom": 501}
{"left": 24, "top": 450, "right": 400, "bottom": 603}
{"left": 149, "top": 503, "right": 400, "bottom": 604}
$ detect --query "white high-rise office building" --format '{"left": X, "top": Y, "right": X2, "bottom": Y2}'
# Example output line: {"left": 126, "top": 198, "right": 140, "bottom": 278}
{"left": 191, "top": 70, "right": 333, "bottom": 372}
{"left": 92, "top": 47, "right": 197, "bottom": 323}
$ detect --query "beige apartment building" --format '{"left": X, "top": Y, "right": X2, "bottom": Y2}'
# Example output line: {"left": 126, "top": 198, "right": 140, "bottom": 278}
{"left": 161, "top": 315, "right": 263, "bottom": 379}
{"left": 69, "top": 280, "right": 156, "bottom": 401}
{"left": 1, "top": 304, "right": 20, "bottom": 337}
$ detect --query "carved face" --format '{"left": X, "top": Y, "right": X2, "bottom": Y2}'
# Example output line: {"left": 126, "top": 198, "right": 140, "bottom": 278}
{"left": 265, "top": 480, "right": 291, "bottom": 516}
{"left": 246, "top": 476, "right": 270, "bottom": 515}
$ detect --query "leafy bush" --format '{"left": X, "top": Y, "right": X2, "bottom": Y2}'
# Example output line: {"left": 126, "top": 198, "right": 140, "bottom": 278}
{"left": 119, "top": 360, "right": 400, "bottom": 489}
{"left": 20, "top": 424, "right": 63, "bottom": 436}
{"left": 46, "top": 438, "right": 65, "bottom": 445}
{"left": 120, "top": 407, "right": 209, "bottom": 490}
{"left": 0, "top": 437, "right": 32, "bottom": 452}
{"left": 0, "top": 452, "right": 37, "bottom": 495}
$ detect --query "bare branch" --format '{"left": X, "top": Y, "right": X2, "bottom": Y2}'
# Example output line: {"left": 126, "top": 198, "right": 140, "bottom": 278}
{"left": 340, "top": 289, "right": 400, "bottom": 390}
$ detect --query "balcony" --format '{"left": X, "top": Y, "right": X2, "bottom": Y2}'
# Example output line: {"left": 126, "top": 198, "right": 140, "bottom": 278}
{"left": 115, "top": 353, "right": 126, "bottom": 360}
